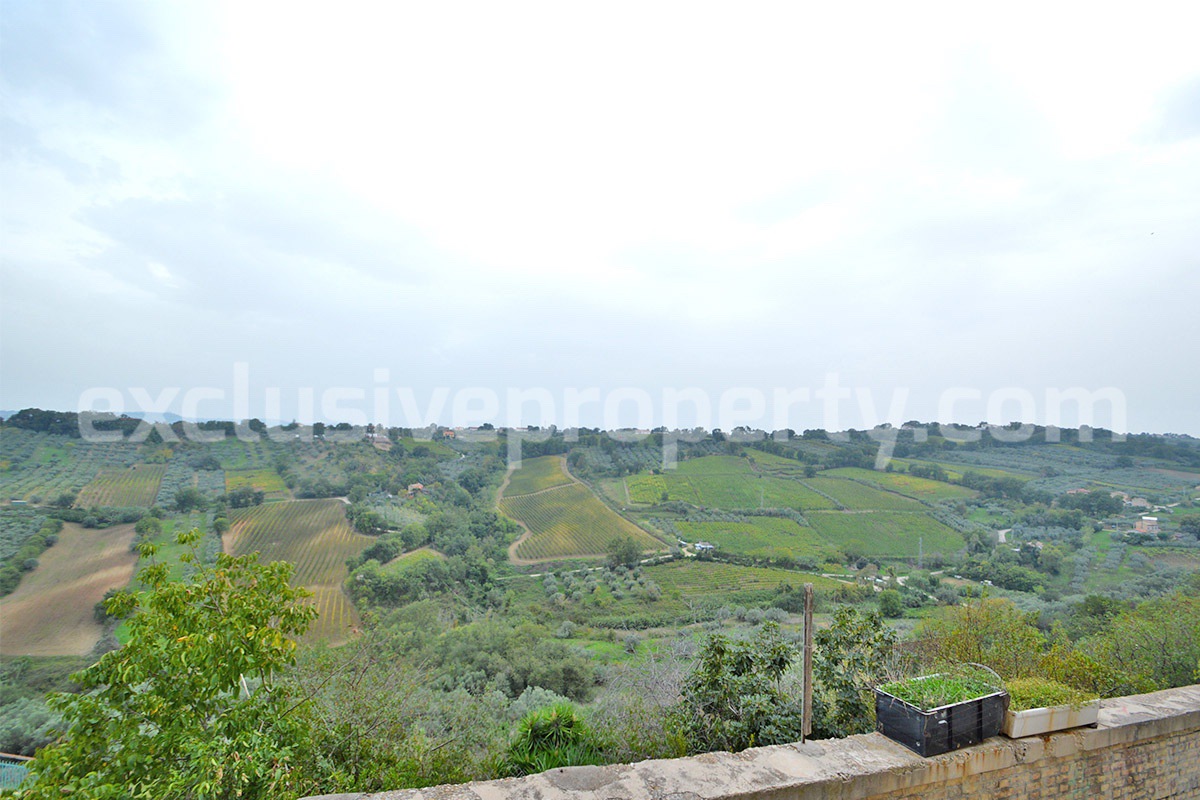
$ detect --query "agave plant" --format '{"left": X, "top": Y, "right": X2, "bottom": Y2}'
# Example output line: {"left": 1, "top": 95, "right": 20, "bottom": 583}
{"left": 499, "top": 702, "right": 602, "bottom": 777}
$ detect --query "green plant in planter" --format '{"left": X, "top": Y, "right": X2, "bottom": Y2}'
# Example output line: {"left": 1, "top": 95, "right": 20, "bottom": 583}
{"left": 1005, "top": 677, "right": 1097, "bottom": 711}
{"left": 878, "top": 665, "right": 1003, "bottom": 711}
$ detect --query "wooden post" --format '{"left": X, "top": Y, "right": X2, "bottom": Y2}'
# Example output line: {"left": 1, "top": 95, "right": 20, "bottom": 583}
{"left": 802, "top": 582, "right": 814, "bottom": 743}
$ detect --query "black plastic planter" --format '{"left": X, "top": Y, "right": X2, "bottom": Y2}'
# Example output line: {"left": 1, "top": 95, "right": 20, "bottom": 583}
{"left": 875, "top": 683, "right": 1009, "bottom": 757}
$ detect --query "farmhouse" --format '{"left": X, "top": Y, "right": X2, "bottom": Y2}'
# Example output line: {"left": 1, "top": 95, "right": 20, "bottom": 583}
{"left": 694, "top": 541, "right": 715, "bottom": 552}
{"left": 1135, "top": 516, "right": 1160, "bottom": 534}
{"left": 407, "top": 483, "right": 425, "bottom": 495}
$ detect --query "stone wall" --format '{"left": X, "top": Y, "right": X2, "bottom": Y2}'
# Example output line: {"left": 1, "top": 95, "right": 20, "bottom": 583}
{"left": 304, "top": 684, "right": 1200, "bottom": 800}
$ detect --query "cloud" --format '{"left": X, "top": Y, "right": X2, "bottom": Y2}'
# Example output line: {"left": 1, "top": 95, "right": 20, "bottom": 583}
{"left": 1, "top": 1, "right": 1199, "bottom": 433}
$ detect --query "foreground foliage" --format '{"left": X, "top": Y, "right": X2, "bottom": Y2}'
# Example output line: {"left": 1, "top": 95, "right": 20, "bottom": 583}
{"left": 676, "top": 622, "right": 804, "bottom": 752}
{"left": 22, "top": 530, "right": 318, "bottom": 800}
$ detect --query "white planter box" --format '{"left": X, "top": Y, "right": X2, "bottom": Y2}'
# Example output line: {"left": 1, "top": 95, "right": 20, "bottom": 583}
{"left": 1002, "top": 699, "right": 1100, "bottom": 738}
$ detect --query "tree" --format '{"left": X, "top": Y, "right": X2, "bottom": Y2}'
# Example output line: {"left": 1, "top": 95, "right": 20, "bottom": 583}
{"left": 812, "top": 607, "right": 901, "bottom": 739}
{"left": 1081, "top": 589, "right": 1200, "bottom": 692}
{"left": 675, "top": 622, "right": 803, "bottom": 752}
{"left": 227, "top": 486, "right": 266, "bottom": 509}
{"left": 24, "top": 529, "right": 318, "bottom": 799}
{"left": 51, "top": 491, "right": 77, "bottom": 509}
{"left": 172, "top": 487, "right": 206, "bottom": 513}
{"left": 878, "top": 589, "right": 904, "bottom": 618}
{"left": 606, "top": 536, "right": 642, "bottom": 569}
{"left": 1180, "top": 516, "right": 1200, "bottom": 538}
{"left": 914, "top": 598, "right": 1045, "bottom": 680}
{"left": 134, "top": 515, "right": 162, "bottom": 538}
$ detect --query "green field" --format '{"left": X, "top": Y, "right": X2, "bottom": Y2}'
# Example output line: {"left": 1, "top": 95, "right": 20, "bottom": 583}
{"left": 225, "top": 467, "right": 289, "bottom": 498}
{"left": 673, "top": 455, "right": 756, "bottom": 476}
{"left": 645, "top": 559, "right": 843, "bottom": 594}
{"left": 824, "top": 468, "right": 977, "bottom": 501}
{"left": 891, "top": 458, "right": 1035, "bottom": 482}
{"left": 504, "top": 456, "right": 574, "bottom": 496}
{"left": 746, "top": 450, "right": 811, "bottom": 475}
{"left": 627, "top": 456, "right": 835, "bottom": 511}
{"left": 382, "top": 546, "right": 444, "bottom": 570}
{"left": 803, "top": 476, "right": 923, "bottom": 510}
{"left": 627, "top": 474, "right": 668, "bottom": 504}
{"left": 502, "top": 483, "right": 662, "bottom": 561}
{"left": 394, "top": 437, "right": 458, "bottom": 458}
{"left": 674, "top": 518, "right": 833, "bottom": 561}
{"left": 227, "top": 499, "right": 373, "bottom": 643}
{"left": 807, "top": 511, "right": 964, "bottom": 559}
{"left": 73, "top": 465, "right": 165, "bottom": 508}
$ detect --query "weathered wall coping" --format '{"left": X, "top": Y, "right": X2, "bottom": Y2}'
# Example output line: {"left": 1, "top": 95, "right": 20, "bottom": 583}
{"left": 304, "top": 684, "right": 1200, "bottom": 800}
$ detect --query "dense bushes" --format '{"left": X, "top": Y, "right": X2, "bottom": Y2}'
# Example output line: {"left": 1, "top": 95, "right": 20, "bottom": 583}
{"left": 0, "top": 517, "right": 62, "bottom": 596}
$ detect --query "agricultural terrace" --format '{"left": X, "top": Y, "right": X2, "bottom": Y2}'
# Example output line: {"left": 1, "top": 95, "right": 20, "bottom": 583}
{"left": 745, "top": 450, "right": 812, "bottom": 475}
{"left": 807, "top": 511, "right": 963, "bottom": 559}
{"left": 501, "top": 482, "right": 662, "bottom": 562}
{"left": 225, "top": 467, "right": 289, "bottom": 499}
{"left": 0, "top": 431, "right": 139, "bottom": 502}
{"left": 644, "top": 559, "right": 844, "bottom": 595}
{"left": 890, "top": 458, "right": 1035, "bottom": 482}
{"left": 225, "top": 499, "right": 373, "bottom": 644}
{"left": 503, "top": 456, "right": 574, "bottom": 496}
{"left": 74, "top": 465, "right": 166, "bottom": 508}
{"left": 673, "top": 518, "right": 834, "bottom": 562}
{"left": 626, "top": 456, "right": 836, "bottom": 511}
{"left": 801, "top": 476, "right": 923, "bottom": 511}
{"left": 208, "top": 439, "right": 278, "bottom": 470}
{"left": 0, "top": 522, "right": 137, "bottom": 656}
{"left": 824, "top": 468, "right": 977, "bottom": 501}
{"left": 394, "top": 437, "right": 458, "bottom": 458}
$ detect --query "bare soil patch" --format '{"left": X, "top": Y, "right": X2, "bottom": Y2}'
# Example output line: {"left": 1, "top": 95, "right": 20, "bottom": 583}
{"left": 0, "top": 522, "right": 137, "bottom": 656}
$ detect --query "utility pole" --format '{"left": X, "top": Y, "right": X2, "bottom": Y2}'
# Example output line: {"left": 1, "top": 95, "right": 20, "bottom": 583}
{"left": 801, "top": 583, "right": 814, "bottom": 743}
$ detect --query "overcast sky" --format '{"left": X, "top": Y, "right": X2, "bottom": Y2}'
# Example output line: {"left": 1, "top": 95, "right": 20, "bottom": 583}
{"left": 2, "top": 1, "right": 1198, "bottom": 434}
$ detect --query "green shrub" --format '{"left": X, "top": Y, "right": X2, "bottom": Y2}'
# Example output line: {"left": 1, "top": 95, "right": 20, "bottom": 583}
{"left": 500, "top": 702, "right": 601, "bottom": 777}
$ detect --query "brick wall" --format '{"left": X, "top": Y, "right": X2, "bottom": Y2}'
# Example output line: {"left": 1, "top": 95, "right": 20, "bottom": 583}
{"left": 303, "top": 684, "right": 1200, "bottom": 800}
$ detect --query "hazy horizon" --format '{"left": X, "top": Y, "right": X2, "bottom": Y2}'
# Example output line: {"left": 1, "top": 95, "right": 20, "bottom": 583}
{"left": 3, "top": 2, "right": 1198, "bottom": 434}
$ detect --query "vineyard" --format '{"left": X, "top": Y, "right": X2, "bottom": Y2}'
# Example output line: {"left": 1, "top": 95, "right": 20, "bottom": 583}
{"left": 801, "top": 476, "right": 923, "bottom": 511}
{"left": 891, "top": 457, "right": 1034, "bottom": 482}
{"left": 673, "top": 518, "right": 834, "bottom": 562}
{"left": 630, "top": 471, "right": 835, "bottom": 511}
{"left": 627, "top": 474, "right": 667, "bottom": 504}
{"left": 0, "top": 521, "right": 138, "bottom": 656}
{"left": 74, "top": 465, "right": 166, "bottom": 508}
{"left": 824, "top": 468, "right": 977, "bottom": 501}
{"left": 225, "top": 499, "right": 373, "bottom": 644}
{"left": 502, "top": 483, "right": 662, "bottom": 561}
{"left": 624, "top": 456, "right": 838, "bottom": 511}
{"left": 807, "top": 510, "right": 964, "bottom": 559}
{"left": 504, "top": 456, "right": 574, "bottom": 496}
